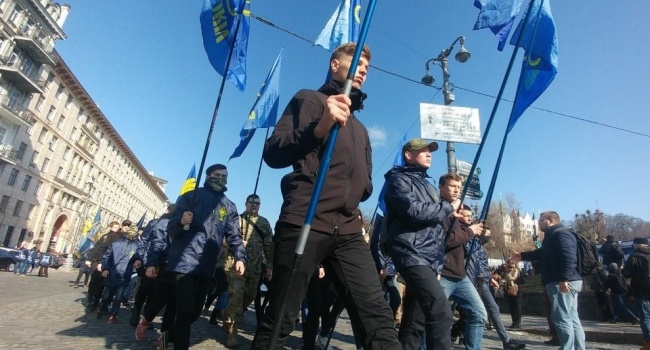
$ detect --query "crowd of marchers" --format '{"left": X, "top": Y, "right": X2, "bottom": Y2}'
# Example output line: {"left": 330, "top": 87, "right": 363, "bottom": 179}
{"left": 61, "top": 41, "right": 650, "bottom": 350}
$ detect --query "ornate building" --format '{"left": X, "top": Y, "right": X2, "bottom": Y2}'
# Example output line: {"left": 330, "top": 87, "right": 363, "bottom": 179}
{"left": 0, "top": 0, "right": 168, "bottom": 254}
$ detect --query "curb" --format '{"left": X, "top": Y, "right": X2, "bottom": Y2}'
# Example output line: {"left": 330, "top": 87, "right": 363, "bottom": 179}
{"left": 521, "top": 327, "right": 643, "bottom": 345}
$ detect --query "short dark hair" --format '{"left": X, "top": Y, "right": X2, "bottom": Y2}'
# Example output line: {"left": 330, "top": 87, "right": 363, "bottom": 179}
{"left": 540, "top": 211, "right": 560, "bottom": 223}
{"left": 121, "top": 220, "right": 132, "bottom": 227}
{"left": 439, "top": 173, "right": 462, "bottom": 186}
{"left": 246, "top": 194, "right": 260, "bottom": 202}
{"left": 166, "top": 204, "right": 176, "bottom": 213}
{"left": 462, "top": 204, "right": 472, "bottom": 212}
{"left": 206, "top": 163, "right": 227, "bottom": 176}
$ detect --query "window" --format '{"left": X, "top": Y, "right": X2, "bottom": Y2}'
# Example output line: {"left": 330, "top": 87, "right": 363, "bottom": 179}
{"left": 57, "top": 115, "right": 65, "bottom": 130}
{"left": 26, "top": 124, "right": 33, "bottom": 135}
{"left": 56, "top": 166, "right": 63, "bottom": 178}
{"left": 38, "top": 128, "right": 47, "bottom": 143}
{"left": 49, "top": 135, "right": 57, "bottom": 151}
{"left": 45, "top": 75, "right": 54, "bottom": 89}
{"left": 34, "top": 181, "right": 42, "bottom": 195}
{"left": 12, "top": 200, "right": 22, "bottom": 216}
{"left": 63, "top": 146, "right": 70, "bottom": 160}
{"left": 42, "top": 157, "right": 50, "bottom": 172}
{"left": 16, "top": 142, "right": 27, "bottom": 160}
{"left": 0, "top": 196, "right": 8, "bottom": 213}
{"left": 65, "top": 95, "right": 73, "bottom": 109}
{"left": 7, "top": 168, "right": 18, "bottom": 186}
{"left": 21, "top": 175, "right": 31, "bottom": 191}
{"left": 29, "top": 150, "right": 39, "bottom": 165}
{"left": 35, "top": 95, "right": 45, "bottom": 111}
{"left": 9, "top": 5, "right": 20, "bottom": 25}
{"left": 27, "top": 204, "right": 35, "bottom": 219}
{"left": 77, "top": 109, "right": 85, "bottom": 122}
{"left": 70, "top": 127, "right": 78, "bottom": 141}
{"left": 46, "top": 106, "right": 55, "bottom": 121}
{"left": 56, "top": 85, "right": 65, "bottom": 99}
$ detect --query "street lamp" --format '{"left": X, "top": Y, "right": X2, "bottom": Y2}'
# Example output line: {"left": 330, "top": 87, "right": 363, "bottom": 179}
{"left": 421, "top": 35, "right": 471, "bottom": 174}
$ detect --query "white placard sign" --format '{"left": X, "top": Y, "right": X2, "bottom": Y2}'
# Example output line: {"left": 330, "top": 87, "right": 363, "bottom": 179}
{"left": 420, "top": 103, "right": 481, "bottom": 144}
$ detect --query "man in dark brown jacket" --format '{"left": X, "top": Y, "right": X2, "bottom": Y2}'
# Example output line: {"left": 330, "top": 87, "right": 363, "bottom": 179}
{"left": 251, "top": 43, "right": 400, "bottom": 350}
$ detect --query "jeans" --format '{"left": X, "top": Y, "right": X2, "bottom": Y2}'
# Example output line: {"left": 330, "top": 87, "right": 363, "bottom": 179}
{"left": 14, "top": 260, "right": 26, "bottom": 274}
{"left": 251, "top": 226, "right": 399, "bottom": 350}
{"left": 610, "top": 293, "right": 637, "bottom": 322}
{"left": 545, "top": 281, "right": 585, "bottom": 350}
{"left": 478, "top": 281, "right": 511, "bottom": 346}
{"left": 398, "top": 265, "right": 452, "bottom": 350}
{"left": 100, "top": 283, "right": 127, "bottom": 316}
{"left": 636, "top": 297, "right": 650, "bottom": 342}
{"left": 440, "top": 276, "right": 487, "bottom": 350}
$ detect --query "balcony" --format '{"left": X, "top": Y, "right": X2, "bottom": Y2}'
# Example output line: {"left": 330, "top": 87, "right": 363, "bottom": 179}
{"left": 13, "top": 25, "right": 56, "bottom": 66}
{"left": 0, "top": 95, "right": 36, "bottom": 127}
{"left": 0, "top": 142, "right": 17, "bottom": 164}
{"left": 0, "top": 55, "right": 45, "bottom": 94}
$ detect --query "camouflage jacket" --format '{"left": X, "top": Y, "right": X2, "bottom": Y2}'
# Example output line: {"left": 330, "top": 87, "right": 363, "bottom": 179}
{"left": 224, "top": 212, "right": 273, "bottom": 272}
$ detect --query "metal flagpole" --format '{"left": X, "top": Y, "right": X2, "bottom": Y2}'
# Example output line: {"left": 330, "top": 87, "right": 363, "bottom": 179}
{"left": 184, "top": 10, "right": 243, "bottom": 230}
{"left": 266, "top": 1, "right": 378, "bottom": 348}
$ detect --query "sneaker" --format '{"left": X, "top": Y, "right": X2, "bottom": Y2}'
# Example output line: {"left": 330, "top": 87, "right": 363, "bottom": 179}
{"left": 543, "top": 338, "right": 560, "bottom": 346}
{"left": 135, "top": 316, "right": 150, "bottom": 341}
{"left": 107, "top": 315, "right": 118, "bottom": 324}
{"left": 157, "top": 331, "right": 168, "bottom": 350}
{"left": 504, "top": 339, "right": 526, "bottom": 350}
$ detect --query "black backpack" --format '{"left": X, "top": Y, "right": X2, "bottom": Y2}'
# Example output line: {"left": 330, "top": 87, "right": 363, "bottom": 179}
{"left": 570, "top": 229, "right": 600, "bottom": 276}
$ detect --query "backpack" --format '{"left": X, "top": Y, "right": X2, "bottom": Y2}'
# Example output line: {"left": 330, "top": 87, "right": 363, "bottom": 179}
{"left": 570, "top": 229, "right": 600, "bottom": 276}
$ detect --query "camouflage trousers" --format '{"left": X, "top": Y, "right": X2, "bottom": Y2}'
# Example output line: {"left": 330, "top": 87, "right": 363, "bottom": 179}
{"left": 223, "top": 265, "right": 262, "bottom": 323}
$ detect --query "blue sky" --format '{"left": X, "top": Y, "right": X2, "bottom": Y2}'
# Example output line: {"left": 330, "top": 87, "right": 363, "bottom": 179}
{"left": 55, "top": 1, "right": 650, "bottom": 224}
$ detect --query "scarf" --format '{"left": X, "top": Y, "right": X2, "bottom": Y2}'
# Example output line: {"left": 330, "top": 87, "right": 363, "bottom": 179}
{"left": 205, "top": 176, "right": 227, "bottom": 193}
{"left": 318, "top": 79, "right": 367, "bottom": 112}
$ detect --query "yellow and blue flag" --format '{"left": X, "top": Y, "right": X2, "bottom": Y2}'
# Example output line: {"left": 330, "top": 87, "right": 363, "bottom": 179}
{"left": 179, "top": 164, "right": 197, "bottom": 195}
{"left": 315, "top": 0, "right": 361, "bottom": 51}
{"left": 473, "top": 0, "right": 523, "bottom": 51}
{"left": 229, "top": 49, "right": 283, "bottom": 160}
{"left": 507, "top": 0, "right": 557, "bottom": 133}
{"left": 200, "top": 0, "right": 250, "bottom": 91}
{"left": 78, "top": 206, "right": 102, "bottom": 252}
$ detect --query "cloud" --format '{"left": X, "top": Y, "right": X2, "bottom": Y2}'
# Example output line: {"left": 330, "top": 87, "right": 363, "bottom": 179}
{"left": 367, "top": 125, "right": 387, "bottom": 147}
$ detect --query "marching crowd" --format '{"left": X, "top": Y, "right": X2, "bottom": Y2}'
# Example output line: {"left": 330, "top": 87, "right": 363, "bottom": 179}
{"left": 65, "top": 41, "right": 650, "bottom": 350}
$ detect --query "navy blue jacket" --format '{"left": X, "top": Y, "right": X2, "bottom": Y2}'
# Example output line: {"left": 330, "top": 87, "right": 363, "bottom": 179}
{"left": 101, "top": 237, "right": 141, "bottom": 287}
{"left": 520, "top": 223, "right": 582, "bottom": 285}
{"left": 167, "top": 185, "right": 247, "bottom": 277}
{"left": 383, "top": 165, "right": 453, "bottom": 274}
{"left": 145, "top": 215, "right": 171, "bottom": 269}
{"left": 465, "top": 237, "right": 491, "bottom": 285}
{"left": 369, "top": 214, "right": 396, "bottom": 276}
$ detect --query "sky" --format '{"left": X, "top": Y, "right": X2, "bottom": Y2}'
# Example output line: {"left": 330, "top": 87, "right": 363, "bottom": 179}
{"left": 54, "top": 1, "right": 650, "bottom": 225}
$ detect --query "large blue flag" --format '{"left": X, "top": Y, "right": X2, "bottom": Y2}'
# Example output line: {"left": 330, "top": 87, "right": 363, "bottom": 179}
{"left": 200, "top": 0, "right": 250, "bottom": 91}
{"left": 315, "top": 0, "right": 361, "bottom": 51}
{"left": 507, "top": 0, "right": 558, "bottom": 133}
{"left": 473, "top": 0, "right": 524, "bottom": 51}
{"left": 377, "top": 133, "right": 408, "bottom": 214}
{"left": 80, "top": 207, "right": 102, "bottom": 249}
{"left": 229, "top": 49, "right": 283, "bottom": 160}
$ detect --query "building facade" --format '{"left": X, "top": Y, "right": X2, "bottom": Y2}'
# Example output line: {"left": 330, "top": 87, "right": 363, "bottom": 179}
{"left": 0, "top": 0, "right": 168, "bottom": 254}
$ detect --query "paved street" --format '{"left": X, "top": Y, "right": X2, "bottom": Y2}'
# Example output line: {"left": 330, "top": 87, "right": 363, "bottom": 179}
{"left": 0, "top": 269, "right": 641, "bottom": 349}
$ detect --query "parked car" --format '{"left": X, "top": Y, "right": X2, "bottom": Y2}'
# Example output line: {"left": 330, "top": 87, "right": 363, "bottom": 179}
{"left": 0, "top": 247, "right": 19, "bottom": 272}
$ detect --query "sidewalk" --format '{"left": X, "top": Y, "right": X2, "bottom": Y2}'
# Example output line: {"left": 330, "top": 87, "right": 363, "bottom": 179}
{"left": 511, "top": 314, "right": 642, "bottom": 345}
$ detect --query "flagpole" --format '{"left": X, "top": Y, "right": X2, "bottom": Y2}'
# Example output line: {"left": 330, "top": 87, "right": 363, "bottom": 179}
{"left": 184, "top": 10, "right": 243, "bottom": 230}
{"left": 480, "top": 0, "right": 545, "bottom": 222}
{"left": 266, "top": 1, "right": 378, "bottom": 347}
{"left": 252, "top": 128, "right": 271, "bottom": 197}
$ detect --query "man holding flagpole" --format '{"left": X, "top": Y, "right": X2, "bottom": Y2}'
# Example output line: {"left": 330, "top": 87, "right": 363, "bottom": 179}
{"left": 251, "top": 42, "right": 400, "bottom": 350}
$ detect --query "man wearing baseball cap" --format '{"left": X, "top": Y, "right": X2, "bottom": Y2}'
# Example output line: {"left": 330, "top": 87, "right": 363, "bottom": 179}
{"left": 383, "top": 137, "right": 458, "bottom": 349}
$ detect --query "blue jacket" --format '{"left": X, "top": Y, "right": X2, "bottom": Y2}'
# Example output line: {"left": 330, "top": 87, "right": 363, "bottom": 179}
{"left": 520, "top": 223, "right": 582, "bottom": 285}
{"left": 145, "top": 215, "right": 171, "bottom": 269}
{"left": 369, "top": 214, "right": 396, "bottom": 276}
{"left": 383, "top": 165, "right": 453, "bottom": 274}
{"left": 101, "top": 237, "right": 142, "bottom": 287}
{"left": 465, "top": 237, "right": 491, "bottom": 285}
{"left": 167, "top": 184, "right": 247, "bottom": 277}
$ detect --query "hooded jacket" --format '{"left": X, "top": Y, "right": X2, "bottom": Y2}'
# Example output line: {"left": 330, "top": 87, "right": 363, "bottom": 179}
{"left": 622, "top": 244, "right": 650, "bottom": 298}
{"left": 167, "top": 182, "right": 247, "bottom": 277}
{"left": 520, "top": 223, "right": 582, "bottom": 285}
{"left": 263, "top": 80, "right": 372, "bottom": 235}
{"left": 383, "top": 164, "right": 453, "bottom": 273}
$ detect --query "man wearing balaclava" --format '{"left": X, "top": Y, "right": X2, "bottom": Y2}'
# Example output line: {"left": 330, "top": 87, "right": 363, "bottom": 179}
{"left": 164, "top": 163, "right": 247, "bottom": 350}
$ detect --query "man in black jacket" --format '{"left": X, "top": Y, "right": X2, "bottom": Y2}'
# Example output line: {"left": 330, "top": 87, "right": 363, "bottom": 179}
{"left": 622, "top": 237, "right": 650, "bottom": 350}
{"left": 251, "top": 43, "right": 400, "bottom": 350}
{"left": 601, "top": 235, "right": 624, "bottom": 267}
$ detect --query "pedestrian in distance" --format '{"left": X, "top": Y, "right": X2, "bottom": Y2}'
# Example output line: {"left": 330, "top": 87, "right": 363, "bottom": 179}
{"left": 251, "top": 43, "right": 400, "bottom": 350}
{"left": 604, "top": 262, "right": 639, "bottom": 324}
{"left": 601, "top": 235, "right": 625, "bottom": 268}
{"left": 622, "top": 237, "right": 650, "bottom": 350}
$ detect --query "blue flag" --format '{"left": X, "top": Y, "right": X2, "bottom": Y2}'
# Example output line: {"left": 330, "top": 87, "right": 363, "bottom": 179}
{"left": 86, "top": 207, "right": 102, "bottom": 242}
{"left": 229, "top": 49, "right": 283, "bottom": 160}
{"left": 200, "top": 0, "right": 250, "bottom": 91}
{"left": 377, "top": 133, "right": 408, "bottom": 214}
{"left": 136, "top": 211, "right": 146, "bottom": 230}
{"left": 315, "top": 0, "right": 361, "bottom": 51}
{"left": 507, "top": 0, "right": 558, "bottom": 133}
{"left": 473, "top": 0, "right": 524, "bottom": 51}
{"left": 179, "top": 164, "right": 197, "bottom": 196}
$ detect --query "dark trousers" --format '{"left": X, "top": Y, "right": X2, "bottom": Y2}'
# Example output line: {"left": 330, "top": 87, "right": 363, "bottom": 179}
{"left": 134, "top": 273, "right": 156, "bottom": 311}
{"left": 38, "top": 266, "right": 49, "bottom": 277}
{"left": 507, "top": 295, "right": 522, "bottom": 327}
{"left": 595, "top": 291, "right": 614, "bottom": 320}
{"left": 204, "top": 267, "right": 228, "bottom": 309}
{"left": 75, "top": 270, "right": 90, "bottom": 286}
{"left": 172, "top": 273, "right": 210, "bottom": 350}
{"left": 303, "top": 272, "right": 337, "bottom": 349}
{"left": 143, "top": 270, "right": 177, "bottom": 336}
{"left": 383, "top": 275, "right": 402, "bottom": 319}
{"left": 251, "top": 225, "right": 400, "bottom": 350}
{"left": 87, "top": 270, "right": 105, "bottom": 306}
{"left": 398, "top": 265, "right": 453, "bottom": 350}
